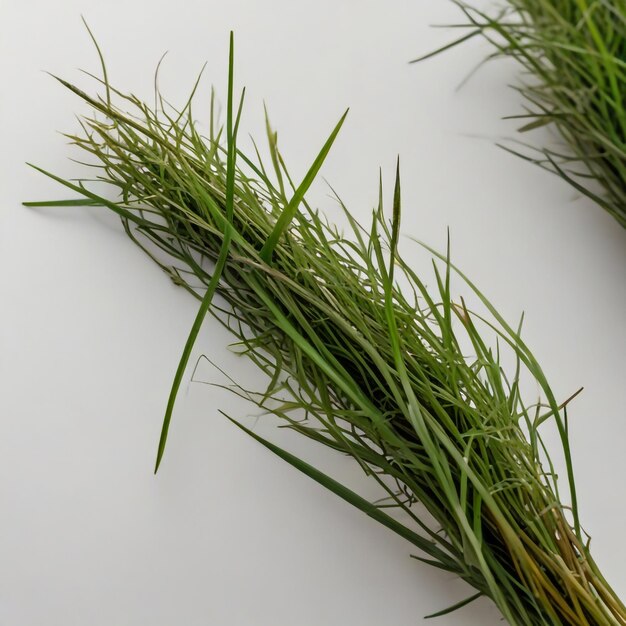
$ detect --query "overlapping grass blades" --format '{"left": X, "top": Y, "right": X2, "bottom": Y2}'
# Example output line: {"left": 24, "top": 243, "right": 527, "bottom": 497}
{"left": 414, "top": 0, "right": 626, "bottom": 228}
{"left": 26, "top": 34, "right": 625, "bottom": 624}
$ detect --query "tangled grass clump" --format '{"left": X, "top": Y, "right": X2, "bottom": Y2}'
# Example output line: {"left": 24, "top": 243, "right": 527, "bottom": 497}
{"left": 27, "top": 32, "right": 626, "bottom": 624}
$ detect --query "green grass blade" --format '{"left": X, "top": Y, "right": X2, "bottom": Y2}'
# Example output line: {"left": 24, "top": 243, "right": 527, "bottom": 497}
{"left": 259, "top": 109, "right": 349, "bottom": 263}
{"left": 154, "top": 32, "right": 239, "bottom": 472}
{"left": 222, "top": 413, "right": 458, "bottom": 564}
{"left": 424, "top": 591, "right": 484, "bottom": 619}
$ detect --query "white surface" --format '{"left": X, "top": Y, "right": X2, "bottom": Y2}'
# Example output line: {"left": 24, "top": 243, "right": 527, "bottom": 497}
{"left": 1, "top": 1, "right": 625, "bottom": 624}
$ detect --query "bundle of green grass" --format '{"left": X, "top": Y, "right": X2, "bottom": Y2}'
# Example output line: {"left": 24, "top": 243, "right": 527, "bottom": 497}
{"left": 28, "top": 34, "right": 625, "bottom": 625}
{"left": 416, "top": 0, "right": 626, "bottom": 227}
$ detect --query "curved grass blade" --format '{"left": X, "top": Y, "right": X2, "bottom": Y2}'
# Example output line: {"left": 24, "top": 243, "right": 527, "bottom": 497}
{"left": 154, "top": 32, "right": 239, "bottom": 472}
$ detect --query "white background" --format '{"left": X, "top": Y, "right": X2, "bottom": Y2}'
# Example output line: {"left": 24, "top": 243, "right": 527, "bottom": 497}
{"left": 1, "top": 1, "right": 625, "bottom": 624}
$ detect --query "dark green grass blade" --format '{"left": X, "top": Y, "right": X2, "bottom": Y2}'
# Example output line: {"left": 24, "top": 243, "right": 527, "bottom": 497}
{"left": 424, "top": 591, "right": 484, "bottom": 619}
{"left": 154, "top": 32, "right": 239, "bottom": 472}
{"left": 23, "top": 198, "right": 102, "bottom": 207}
{"left": 259, "top": 109, "right": 349, "bottom": 263}
{"left": 153, "top": 226, "right": 233, "bottom": 472}
{"left": 222, "top": 412, "right": 460, "bottom": 568}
